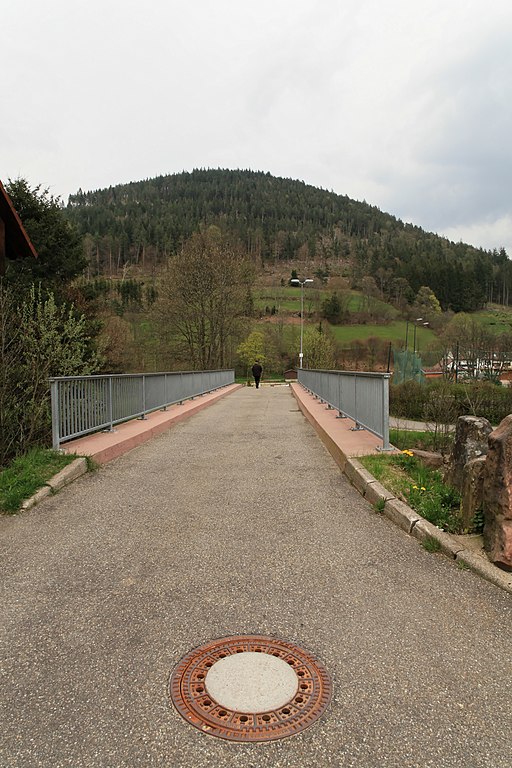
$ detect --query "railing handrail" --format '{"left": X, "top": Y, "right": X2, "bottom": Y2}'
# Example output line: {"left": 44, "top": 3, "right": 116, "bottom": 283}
{"left": 300, "top": 368, "right": 391, "bottom": 380}
{"left": 49, "top": 369, "right": 229, "bottom": 383}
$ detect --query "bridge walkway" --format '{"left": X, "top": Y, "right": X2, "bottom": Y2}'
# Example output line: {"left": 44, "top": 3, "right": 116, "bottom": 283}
{"left": 0, "top": 385, "right": 511, "bottom": 767}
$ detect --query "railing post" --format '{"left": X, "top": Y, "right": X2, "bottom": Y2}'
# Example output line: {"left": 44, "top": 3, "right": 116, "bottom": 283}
{"left": 336, "top": 373, "right": 347, "bottom": 418}
{"left": 108, "top": 376, "right": 114, "bottom": 432}
{"left": 351, "top": 373, "right": 364, "bottom": 432}
{"left": 50, "top": 379, "right": 60, "bottom": 450}
{"left": 162, "top": 373, "right": 168, "bottom": 411}
{"left": 380, "top": 375, "right": 391, "bottom": 451}
{"left": 139, "top": 374, "right": 147, "bottom": 419}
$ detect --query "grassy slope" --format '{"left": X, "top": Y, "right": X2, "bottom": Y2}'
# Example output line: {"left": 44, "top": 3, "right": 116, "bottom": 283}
{"left": 331, "top": 321, "right": 435, "bottom": 347}
{"left": 472, "top": 304, "right": 512, "bottom": 333}
{"left": 253, "top": 286, "right": 437, "bottom": 346}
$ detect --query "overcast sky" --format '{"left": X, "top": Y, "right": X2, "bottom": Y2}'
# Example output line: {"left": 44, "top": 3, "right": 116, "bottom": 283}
{"left": 3, "top": 0, "right": 511, "bottom": 253}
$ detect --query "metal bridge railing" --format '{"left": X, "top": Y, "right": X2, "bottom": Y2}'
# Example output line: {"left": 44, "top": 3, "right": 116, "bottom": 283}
{"left": 49, "top": 369, "right": 235, "bottom": 450}
{"left": 297, "top": 368, "right": 391, "bottom": 450}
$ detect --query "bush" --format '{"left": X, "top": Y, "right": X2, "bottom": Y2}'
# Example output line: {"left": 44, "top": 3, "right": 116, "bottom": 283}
{"left": 390, "top": 380, "right": 428, "bottom": 420}
{"left": 390, "top": 379, "right": 512, "bottom": 425}
{"left": 0, "top": 282, "right": 103, "bottom": 467}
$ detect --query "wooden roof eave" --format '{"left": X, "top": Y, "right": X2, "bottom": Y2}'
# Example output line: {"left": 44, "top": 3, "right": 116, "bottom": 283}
{"left": 0, "top": 180, "right": 38, "bottom": 275}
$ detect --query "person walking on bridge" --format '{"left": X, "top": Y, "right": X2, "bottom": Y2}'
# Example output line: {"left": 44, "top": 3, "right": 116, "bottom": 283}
{"left": 251, "top": 360, "right": 263, "bottom": 388}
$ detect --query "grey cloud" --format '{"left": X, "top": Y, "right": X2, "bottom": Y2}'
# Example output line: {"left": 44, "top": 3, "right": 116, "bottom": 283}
{"left": 1, "top": 0, "right": 511, "bottom": 255}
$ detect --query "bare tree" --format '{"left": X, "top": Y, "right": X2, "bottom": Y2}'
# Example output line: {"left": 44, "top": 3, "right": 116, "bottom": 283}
{"left": 157, "top": 227, "right": 253, "bottom": 369}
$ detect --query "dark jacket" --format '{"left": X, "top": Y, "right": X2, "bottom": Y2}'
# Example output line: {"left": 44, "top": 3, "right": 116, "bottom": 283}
{"left": 251, "top": 363, "right": 262, "bottom": 377}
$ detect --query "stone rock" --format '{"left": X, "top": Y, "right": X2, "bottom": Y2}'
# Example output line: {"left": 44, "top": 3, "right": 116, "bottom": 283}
{"left": 483, "top": 415, "right": 512, "bottom": 570}
{"left": 460, "top": 456, "right": 486, "bottom": 531}
{"left": 445, "top": 416, "right": 492, "bottom": 492}
{"left": 411, "top": 449, "right": 444, "bottom": 470}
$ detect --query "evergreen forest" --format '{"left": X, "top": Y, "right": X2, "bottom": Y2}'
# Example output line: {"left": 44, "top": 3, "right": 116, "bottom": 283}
{"left": 66, "top": 168, "right": 511, "bottom": 313}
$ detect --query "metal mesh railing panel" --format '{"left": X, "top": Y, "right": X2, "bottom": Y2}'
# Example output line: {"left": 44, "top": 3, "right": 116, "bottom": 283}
{"left": 298, "top": 368, "right": 390, "bottom": 449}
{"left": 50, "top": 370, "right": 235, "bottom": 448}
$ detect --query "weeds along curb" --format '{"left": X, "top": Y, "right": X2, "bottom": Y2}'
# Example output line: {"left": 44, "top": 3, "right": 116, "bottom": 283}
{"left": 345, "top": 458, "right": 512, "bottom": 596}
{"left": 20, "top": 458, "right": 89, "bottom": 511}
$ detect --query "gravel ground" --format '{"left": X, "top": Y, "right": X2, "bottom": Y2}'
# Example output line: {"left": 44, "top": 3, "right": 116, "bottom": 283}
{"left": 1, "top": 385, "right": 511, "bottom": 768}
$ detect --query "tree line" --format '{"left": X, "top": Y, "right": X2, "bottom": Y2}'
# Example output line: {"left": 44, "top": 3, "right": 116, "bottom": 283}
{"left": 65, "top": 168, "right": 510, "bottom": 314}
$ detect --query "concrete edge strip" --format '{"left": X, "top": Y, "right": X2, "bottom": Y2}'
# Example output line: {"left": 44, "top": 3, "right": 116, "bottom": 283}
{"left": 290, "top": 384, "right": 512, "bottom": 595}
{"left": 20, "top": 458, "right": 88, "bottom": 510}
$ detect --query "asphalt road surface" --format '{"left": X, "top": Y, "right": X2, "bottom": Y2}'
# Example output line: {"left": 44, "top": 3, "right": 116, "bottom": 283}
{"left": 1, "top": 386, "right": 511, "bottom": 768}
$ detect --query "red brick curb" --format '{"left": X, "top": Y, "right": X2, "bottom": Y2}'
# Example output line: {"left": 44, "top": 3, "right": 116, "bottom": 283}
{"left": 62, "top": 383, "right": 243, "bottom": 464}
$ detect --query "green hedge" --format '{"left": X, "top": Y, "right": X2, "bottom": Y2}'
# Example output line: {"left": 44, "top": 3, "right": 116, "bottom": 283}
{"left": 390, "top": 379, "right": 512, "bottom": 426}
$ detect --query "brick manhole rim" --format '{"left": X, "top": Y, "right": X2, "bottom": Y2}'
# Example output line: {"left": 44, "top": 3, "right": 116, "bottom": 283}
{"left": 168, "top": 635, "right": 332, "bottom": 742}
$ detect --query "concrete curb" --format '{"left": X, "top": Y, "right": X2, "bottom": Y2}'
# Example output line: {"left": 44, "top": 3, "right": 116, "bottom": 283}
{"left": 20, "top": 458, "right": 88, "bottom": 511}
{"left": 291, "top": 384, "right": 512, "bottom": 595}
{"left": 356, "top": 477, "right": 511, "bottom": 594}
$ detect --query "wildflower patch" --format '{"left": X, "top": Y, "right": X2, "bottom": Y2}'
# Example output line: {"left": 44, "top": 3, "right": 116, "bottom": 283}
{"left": 360, "top": 452, "right": 466, "bottom": 534}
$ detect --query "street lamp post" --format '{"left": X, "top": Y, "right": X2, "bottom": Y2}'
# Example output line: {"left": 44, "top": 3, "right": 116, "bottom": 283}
{"left": 413, "top": 317, "right": 424, "bottom": 354}
{"left": 290, "top": 278, "right": 313, "bottom": 368}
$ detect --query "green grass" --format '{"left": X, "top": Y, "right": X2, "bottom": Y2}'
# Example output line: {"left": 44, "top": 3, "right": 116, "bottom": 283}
{"left": 422, "top": 536, "right": 441, "bottom": 553}
{"left": 254, "top": 285, "right": 322, "bottom": 312}
{"left": 389, "top": 428, "right": 453, "bottom": 453}
{"left": 473, "top": 305, "right": 512, "bottom": 333}
{"left": 0, "top": 448, "right": 77, "bottom": 514}
{"left": 331, "top": 320, "right": 435, "bottom": 347}
{"left": 360, "top": 451, "right": 463, "bottom": 533}
{"left": 345, "top": 291, "right": 398, "bottom": 317}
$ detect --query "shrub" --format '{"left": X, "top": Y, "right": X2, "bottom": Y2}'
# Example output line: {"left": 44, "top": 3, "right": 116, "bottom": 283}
{"left": 0, "top": 282, "right": 103, "bottom": 466}
{"left": 390, "top": 379, "right": 512, "bottom": 426}
{"left": 390, "top": 380, "right": 428, "bottom": 420}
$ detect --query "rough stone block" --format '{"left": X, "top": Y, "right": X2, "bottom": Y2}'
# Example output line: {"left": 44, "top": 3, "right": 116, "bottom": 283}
{"left": 483, "top": 415, "right": 512, "bottom": 569}
{"left": 383, "top": 499, "right": 420, "bottom": 533}
{"left": 460, "top": 456, "right": 486, "bottom": 530}
{"left": 445, "top": 415, "right": 492, "bottom": 491}
{"left": 411, "top": 449, "right": 444, "bottom": 469}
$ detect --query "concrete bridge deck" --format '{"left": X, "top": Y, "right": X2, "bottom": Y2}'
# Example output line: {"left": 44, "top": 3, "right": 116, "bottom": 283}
{"left": 1, "top": 385, "right": 511, "bottom": 767}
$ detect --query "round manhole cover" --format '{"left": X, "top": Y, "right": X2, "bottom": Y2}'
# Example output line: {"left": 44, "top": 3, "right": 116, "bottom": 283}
{"left": 168, "top": 635, "right": 332, "bottom": 742}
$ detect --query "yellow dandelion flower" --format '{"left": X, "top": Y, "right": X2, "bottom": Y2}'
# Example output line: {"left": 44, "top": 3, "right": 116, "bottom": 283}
{"left": 412, "top": 485, "right": 418, "bottom": 490}
{"left": 421, "top": 486, "right": 426, "bottom": 491}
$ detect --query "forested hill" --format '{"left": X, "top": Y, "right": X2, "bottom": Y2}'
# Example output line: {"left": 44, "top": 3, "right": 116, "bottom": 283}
{"left": 65, "top": 168, "right": 510, "bottom": 313}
